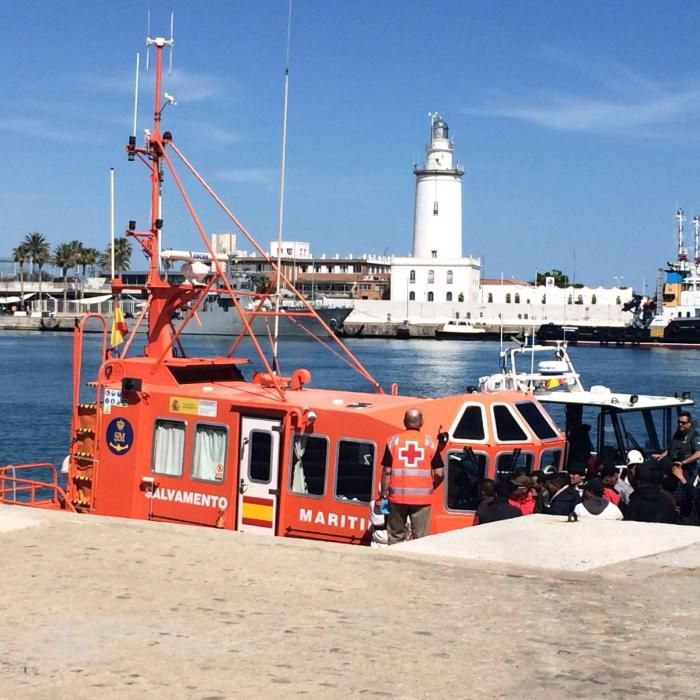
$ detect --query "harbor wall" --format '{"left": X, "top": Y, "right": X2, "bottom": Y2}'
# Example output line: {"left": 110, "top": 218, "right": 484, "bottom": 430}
{"left": 343, "top": 299, "right": 630, "bottom": 336}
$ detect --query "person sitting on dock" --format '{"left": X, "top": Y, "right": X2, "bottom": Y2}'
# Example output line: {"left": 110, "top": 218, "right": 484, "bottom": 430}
{"left": 543, "top": 472, "right": 581, "bottom": 516}
{"left": 573, "top": 479, "right": 623, "bottom": 520}
{"left": 380, "top": 408, "right": 444, "bottom": 544}
{"left": 473, "top": 479, "right": 522, "bottom": 525}
{"left": 507, "top": 474, "right": 535, "bottom": 515}
{"left": 599, "top": 466, "right": 622, "bottom": 507}
{"left": 626, "top": 463, "right": 676, "bottom": 524}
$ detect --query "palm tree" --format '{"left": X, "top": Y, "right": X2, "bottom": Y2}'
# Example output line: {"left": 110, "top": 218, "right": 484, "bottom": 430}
{"left": 54, "top": 241, "right": 82, "bottom": 310}
{"left": 99, "top": 237, "right": 133, "bottom": 276}
{"left": 12, "top": 244, "right": 30, "bottom": 308}
{"left": 23, "top": 232, "right": 51, "bottom": 305}
{"left": 78, "top": 247, "right": 100, "bottom": 295}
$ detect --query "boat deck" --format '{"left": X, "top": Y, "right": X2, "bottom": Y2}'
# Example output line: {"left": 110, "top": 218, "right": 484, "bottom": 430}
{"left": 2, "top": 505, "right": 699, "bottom": 699}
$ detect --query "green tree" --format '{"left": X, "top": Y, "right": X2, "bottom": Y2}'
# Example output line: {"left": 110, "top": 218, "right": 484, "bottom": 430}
{"left": 11, "top": 243, "right": 30, "bottom": 307}
{"left": 536, "top": 269, "right": 570, "bottom": 288}
{"left": 99, "top": 237, "right": 133, "bottom": 276}
{"left": 78, "top": 246, "right": 99, "bottom": 296}
{"left": 23, "top": 232, "right": 51, "bottom": 304}
{"left": 54, "top": 241, "right": 83, "bottom": 309}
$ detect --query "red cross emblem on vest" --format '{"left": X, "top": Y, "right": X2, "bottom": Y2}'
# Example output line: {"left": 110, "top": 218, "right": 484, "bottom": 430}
{"left": 398, "top": 440, "right": 425, "bottom": 468}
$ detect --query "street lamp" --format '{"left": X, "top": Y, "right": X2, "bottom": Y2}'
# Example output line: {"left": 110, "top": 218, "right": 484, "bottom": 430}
{"left": 613, "top": 275, "right": 624, "bottom": 288}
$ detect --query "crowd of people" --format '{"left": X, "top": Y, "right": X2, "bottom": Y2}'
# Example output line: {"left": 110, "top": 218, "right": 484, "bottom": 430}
{"left": 371, "top": 408, "right": 700, "bottom": 547}
{"left": 474, "top": 411, "right": 700, "bottom": 526}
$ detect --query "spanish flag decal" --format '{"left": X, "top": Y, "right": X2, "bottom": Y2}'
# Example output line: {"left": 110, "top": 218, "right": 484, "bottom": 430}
{"left": 241, "top": 496, "right": 274, "bottom": 528}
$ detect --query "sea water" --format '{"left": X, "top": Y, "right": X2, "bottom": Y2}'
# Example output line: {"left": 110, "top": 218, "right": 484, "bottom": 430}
{"left": 0, "top": 331, "right": 698, "bottom": 467}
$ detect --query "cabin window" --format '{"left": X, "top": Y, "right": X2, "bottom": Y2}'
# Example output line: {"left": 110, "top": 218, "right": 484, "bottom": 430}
{"left": 446, "top": 449, "right": 487, "bottom": 511}
{"left": 335, "top": 440, "right": 375, "bottom": 503}
{"left": 290, "top": 435, "right": 328, "bottom": 496}
{"left": 191, "top": 424, "right": 227, "bottom": 482}
{"left": 248, "top": 430, "right": 273, "bottom": 483}
{"left": 495, "top": 451, "right": 535, "bottom": 481}
{"left": 492, "top": 405, "right": 528, "bottom": 442}
{"left": 515, "top": 402, "right": 558, "bottom": 440}
{"left": 152, "top": 419, "right": 186, "bottom": 477}
{"left": 539, "top": 448, "right": 563, "bottom": 472}
{"left": 453, "top": 405, "right": 486, "bottom": 440}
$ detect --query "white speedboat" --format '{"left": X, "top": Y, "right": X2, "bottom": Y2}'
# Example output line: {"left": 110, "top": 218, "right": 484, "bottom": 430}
{"left": 435, "top": 319, "right": 487, "bottom": 339}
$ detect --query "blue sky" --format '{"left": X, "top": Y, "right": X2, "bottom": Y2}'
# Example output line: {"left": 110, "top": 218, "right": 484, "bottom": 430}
{"left": 2, "top": 0, "right": 700, "bottom": 290}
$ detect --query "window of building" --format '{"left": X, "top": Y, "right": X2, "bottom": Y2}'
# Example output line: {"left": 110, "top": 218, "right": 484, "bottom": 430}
{"left": 433, "top": 201, "right": 439, "bottom": 215}
{"left": 505, "top": 293, "right": 511, "bottom": 303}
{"left": 409, "top": 269, "right": 416, "bottom": 283}
{"left": 428, "top": 270, "right": 435, "bottom": 284}
{"left": 514, "top": 293, "right": 520, "bottom": 304}
{"left": 152, "top": 419, "right": 186, "bottom": 476}
{"left": 409, "top": 291, "right": 415, "bottom": 301}
{"left": 515, "top": 402, "right": 558, "bottom": 440}
{"left": 453, "top": 405, "right": 486, "bottom": 440}
{"left": 492, "top": 405, "right": 527, "bottom": 442}
{"left": 335, "top": 440, "right": 375, "bottom": 503}
{"left": 446, "top": 292, "right": 453, "bottom": 301}
{"left": 487, "top": 293, "right": 493, "bottom": 303}
{"left": 249, "top": 430, "right": 273, "bottom": 483}
{"left": 290, "top": 435, "right": 327, "bottom": 496}
{"left": 446, "top": 270, "right": 453, "bottom": 284}
{"left": 495, "top": 451, "right": 535, "bottom": 481}
{"left": 431, "top": 250, "right": 437, "bottom": 259}
{"left": 446, "top": 450, "right": 487, "bottom": 511}
{"left": 192, "top": 424, "right": 227, "bottom": 481}
{"left": 427, "top": 291, "right": 434, "bottom": 302}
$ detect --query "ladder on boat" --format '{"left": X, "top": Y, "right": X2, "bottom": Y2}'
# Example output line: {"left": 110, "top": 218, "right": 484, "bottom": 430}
{"left": 66, "top": 314, "right": 109, "bottom": 513}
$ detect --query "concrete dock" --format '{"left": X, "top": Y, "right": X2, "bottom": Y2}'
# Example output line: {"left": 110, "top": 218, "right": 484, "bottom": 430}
{"left": 1, "top": 505, "right": 699, "bottom": 699}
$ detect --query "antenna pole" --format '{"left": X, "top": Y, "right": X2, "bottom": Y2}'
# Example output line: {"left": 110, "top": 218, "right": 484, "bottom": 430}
{"left": 272, "top": 0, "right": 293, "bottom": 367}
{"left": 110, "top": 168, "right": 115, "bottom": 280}
{"left": 132, "top": 52, "right": 140, "bottom": 138}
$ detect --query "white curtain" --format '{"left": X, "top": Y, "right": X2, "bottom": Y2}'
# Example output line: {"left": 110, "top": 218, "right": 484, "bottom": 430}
{"left": 153, "top": 421, "right": 185, "bottom": 476}
{"left": 193, "top": 426, "right": 227, "bottom": 481}
{"left": 291, "top": 436, "right": 309, "bottom": 494}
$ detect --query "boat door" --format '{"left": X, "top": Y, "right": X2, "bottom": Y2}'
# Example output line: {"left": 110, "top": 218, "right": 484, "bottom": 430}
{"left": 237, "top": 416, "right": 281, "bottom": 534}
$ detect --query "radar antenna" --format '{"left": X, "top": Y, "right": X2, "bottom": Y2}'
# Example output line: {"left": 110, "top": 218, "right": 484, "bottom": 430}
{"left": 145, "top": 9, "right": 151, "bottom": 72}
{"left": 168, "top": 12, "right": 175, "bottom": 76}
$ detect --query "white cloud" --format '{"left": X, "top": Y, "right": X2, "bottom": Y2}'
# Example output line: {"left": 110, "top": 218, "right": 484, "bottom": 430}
{"left": 0, "top": 117, "right": 75, "bottom": 141}
{"left": 215, "top": 168, "right": 276, "bottom": 185}
{"left": 465, "top": 62, "right": 700, "bottom": 136}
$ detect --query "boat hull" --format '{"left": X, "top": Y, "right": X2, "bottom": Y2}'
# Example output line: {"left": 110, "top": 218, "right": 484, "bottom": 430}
{"left": 536, "top": 319, "right": 700, "bottom": 348}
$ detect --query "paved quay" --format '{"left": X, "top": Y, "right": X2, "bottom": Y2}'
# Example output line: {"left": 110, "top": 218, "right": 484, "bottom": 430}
{"left": 1, "top": 505, "right": 699, "bottom": 700}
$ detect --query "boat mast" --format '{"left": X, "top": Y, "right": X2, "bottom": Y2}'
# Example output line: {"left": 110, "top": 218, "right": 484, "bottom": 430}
{"left": 272, "top": 0, "right": 293, "bottom": 369}
{"left": 676, "top": 208, "right": 686, "bottom": 267}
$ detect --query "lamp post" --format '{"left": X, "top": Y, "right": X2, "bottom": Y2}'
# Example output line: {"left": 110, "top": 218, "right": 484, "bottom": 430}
{"left": 613, "top": 275, "right": 624, "bottom": 289}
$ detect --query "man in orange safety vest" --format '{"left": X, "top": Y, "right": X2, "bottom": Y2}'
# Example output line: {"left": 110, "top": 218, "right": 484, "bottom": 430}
{"left": 379, "top": 408, "right": 444, "bottom": 544}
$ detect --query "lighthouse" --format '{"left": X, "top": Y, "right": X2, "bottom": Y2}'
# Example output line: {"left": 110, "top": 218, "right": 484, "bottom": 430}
{"left": 389, "top": 113, "right": 480, "bottom": 309}
{"left": 412, "top": 114, "right": 464, "bottom": 259}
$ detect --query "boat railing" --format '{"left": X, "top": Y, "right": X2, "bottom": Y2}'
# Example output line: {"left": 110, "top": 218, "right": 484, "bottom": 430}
{"left": 0, "top": 463, "right": 74, "bottom": 511}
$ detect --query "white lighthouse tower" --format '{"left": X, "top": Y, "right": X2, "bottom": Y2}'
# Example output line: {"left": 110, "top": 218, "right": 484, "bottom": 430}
{"left": 412, "top": 113, "right": 464, "bottom": 259}
{"left": 390, "top": 113, "right": 480, "bottom": 309}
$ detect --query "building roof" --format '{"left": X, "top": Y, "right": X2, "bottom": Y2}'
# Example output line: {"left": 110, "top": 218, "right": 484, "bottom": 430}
{"left": 481, "top": 278, "right": 532, "bottom": 286}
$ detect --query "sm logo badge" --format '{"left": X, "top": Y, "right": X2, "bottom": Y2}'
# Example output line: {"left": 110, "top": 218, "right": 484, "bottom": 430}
{"left": 106, "top": 417, "right": 134, "bottom": 456}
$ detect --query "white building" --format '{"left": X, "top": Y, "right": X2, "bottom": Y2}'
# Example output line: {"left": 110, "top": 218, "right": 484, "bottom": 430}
{"left": 390, "top": 114, "right": 481, "bottom": 305}
{"left": 270, "top": 241, "right": 312, "bottom": 260}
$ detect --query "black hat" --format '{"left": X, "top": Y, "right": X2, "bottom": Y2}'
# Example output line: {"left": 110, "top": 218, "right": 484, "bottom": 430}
{"left": 567, "top": 461, "right": 587, "bottom": 476}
